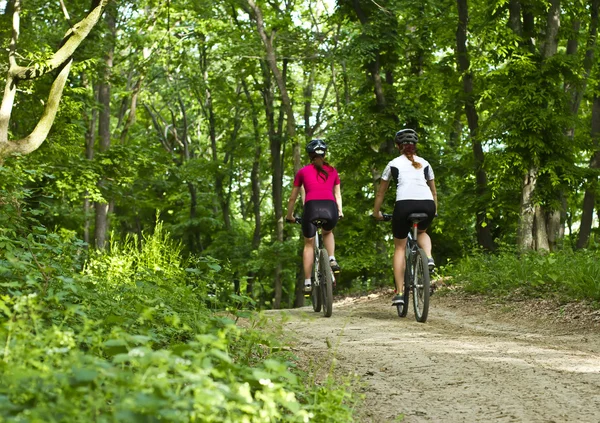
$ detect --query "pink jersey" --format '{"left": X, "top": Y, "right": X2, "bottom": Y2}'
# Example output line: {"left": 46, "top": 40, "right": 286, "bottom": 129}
{"left": 293, "top": 164, "right": 340, "bottom": 202}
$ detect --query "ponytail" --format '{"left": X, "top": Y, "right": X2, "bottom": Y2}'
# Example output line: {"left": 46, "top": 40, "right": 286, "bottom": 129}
{"left": 402, "top": 144, "right": 422, "bottom": 169}
{"left": 310, "top": 154, "right": 329, "bottom": 180}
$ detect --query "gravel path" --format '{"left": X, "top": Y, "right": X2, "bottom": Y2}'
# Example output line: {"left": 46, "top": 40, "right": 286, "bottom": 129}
{"left": 275, "top": 290, "right": 600, "bottom": 422}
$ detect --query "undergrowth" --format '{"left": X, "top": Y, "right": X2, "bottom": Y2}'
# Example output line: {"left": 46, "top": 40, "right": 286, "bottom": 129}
{"left": 448, "top": 247, "right": 600, "bottom": 305}
{"left": 0, "top": 191, "right": 358, "bottom": 422}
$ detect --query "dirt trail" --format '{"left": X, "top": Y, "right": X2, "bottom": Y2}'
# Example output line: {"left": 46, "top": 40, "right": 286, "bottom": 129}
{"left": 274, "top": 290, "right": 600, "bottom": 422}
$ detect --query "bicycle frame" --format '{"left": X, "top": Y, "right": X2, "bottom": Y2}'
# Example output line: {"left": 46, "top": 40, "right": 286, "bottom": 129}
{"left": 312, "top": 230, "right": 323, "bottom": 287}
{"left": 405, "top": 224, "right": 419, "bottom": 287}
{"left": 288, "top": 217, "right": 334, "bottom": 317}
{"left": 380, "top": 212, "right": 430, "bottom": 322}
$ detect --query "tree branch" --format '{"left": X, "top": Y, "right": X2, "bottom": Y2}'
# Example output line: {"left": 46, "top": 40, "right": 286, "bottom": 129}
{"left": 0, "top": 0, "right": 108, "bottom": 158}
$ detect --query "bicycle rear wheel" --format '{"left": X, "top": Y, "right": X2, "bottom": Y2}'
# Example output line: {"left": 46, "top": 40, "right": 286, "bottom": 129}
{"left": 319, "top": 249, "right": 333, "bottom": 317}
{"left": 412, "top": 248, "right": 430, "bottom": 323}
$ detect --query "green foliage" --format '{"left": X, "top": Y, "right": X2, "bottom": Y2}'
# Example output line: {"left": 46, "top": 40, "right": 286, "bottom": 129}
{"left": 0, "top": 196, "right": 358, "bottom": 421}
{"left": 450, "top": 248, "right": 600, "bottom": 303}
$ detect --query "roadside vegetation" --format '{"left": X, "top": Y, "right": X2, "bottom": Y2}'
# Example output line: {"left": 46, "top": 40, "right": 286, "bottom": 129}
{"left": 2, "top": 0, "right": 600, "bottom": 420}
{"left": 445, "top": 245, "right": 600, "bottom": 307}
{"left": 0, "top": 193, "right": 358, "bottom": 422}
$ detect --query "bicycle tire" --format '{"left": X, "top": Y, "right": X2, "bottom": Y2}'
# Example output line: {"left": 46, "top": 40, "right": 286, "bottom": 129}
{"left": 412, "top": 248, "right": 430, "bottom": 323}
{"left": 311, "top": 264, "right": 322, "bottom": 313}
{"left": 319, "top": 248, "right": 334, "bottom": 317}
{"left": 311, "top": 281, "right": 322, "bottom": 312}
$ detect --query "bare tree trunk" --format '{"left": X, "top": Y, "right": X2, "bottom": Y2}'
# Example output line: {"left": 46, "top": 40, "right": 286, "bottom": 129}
{"left": 515, "top": 0, "right": 560, "bottom": 251}
{"left": 242, "top": 80, "right": 262, "bottom": 254}
{"left": 508, "top": 0, "right": 522, "bottom": 35}
{"left": 518, "top": 168, "right": 537, "bottom": 250}
{"left": 548, "top": 0, "right": 599, "bottom": 250}
{"left": 455, "top": 0, "right": 495, "bottom": 251}
{"left": 242, "top": 79, "right": 263, "bottom": 298}
{"left": 534, "top": 205, "right": 550, "bottom": 251}
{"left": 83, "top": 77, "right": 97, "bottom": 245}
{"left": 94, "top": 6, "right": 115, "bottom": 250}
{"left": 246, "top": 0, "right": 296, "bottom": 139}
{"left": 119, "top": 77, "right": 143, "bottom": 144}
{"left": 350, "top": 0, "right": 386, "bottom": 111}
{"left": 577, "top": 94, "right": 600, "bottom": 248}
{"left": 342, "top": 60, "right": 350, "bottom": 105}
{"left": 246, "top": 1, "right": 296, "bottom": 309}
{"left": 542, "top": 0, "right": 561, "bottom": 58}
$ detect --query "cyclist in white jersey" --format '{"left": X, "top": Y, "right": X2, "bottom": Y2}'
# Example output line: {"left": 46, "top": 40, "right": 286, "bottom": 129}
{"left": 373, "top": 129, "right": 438, "bottom": 306}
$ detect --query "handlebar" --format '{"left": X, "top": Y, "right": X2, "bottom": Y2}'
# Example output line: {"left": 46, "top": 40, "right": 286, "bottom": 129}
{"left": 286, "top": 217, "right": 302, "bottom": 224}
{"left": 371, "top": 213, "right": 393, "bottom": 222}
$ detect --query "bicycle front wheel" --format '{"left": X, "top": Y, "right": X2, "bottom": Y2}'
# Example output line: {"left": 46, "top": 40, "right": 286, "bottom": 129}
{"left": 319, "top": 249, "right": 334, "bottom": 317}
{"left": 412, "top": 248, "right": 430, "bottom": 323}
{"left": 311, "top": 277, "right": 322, "bottom": 312}
{"left": 397, "top": 259, "right": 411, "bottom": 318}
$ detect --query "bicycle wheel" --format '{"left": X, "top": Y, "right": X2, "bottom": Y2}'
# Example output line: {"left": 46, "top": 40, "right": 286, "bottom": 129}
{"left": 311, "top": 268, "right": 322, "bottom": 313}
{"left": 412, "top": 248, "right": 430, "bottom": 323}
{"left": 319, "top": 249, "right": 333, "bottom": 317}
{"left": 396, "top": 254, "right": 411, "bottom": 318}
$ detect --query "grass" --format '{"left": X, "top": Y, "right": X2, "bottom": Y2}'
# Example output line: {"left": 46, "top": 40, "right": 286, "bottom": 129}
{"left": 448, "top": 248, "right": 600, "bottom": 306}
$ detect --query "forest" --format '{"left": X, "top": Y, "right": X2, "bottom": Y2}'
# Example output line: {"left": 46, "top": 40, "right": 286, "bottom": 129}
{"left": 1, "top": 0, "right": 600, "bottom": 420}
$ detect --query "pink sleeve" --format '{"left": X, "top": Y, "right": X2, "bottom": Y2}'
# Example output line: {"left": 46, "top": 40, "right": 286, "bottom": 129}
{"left": 293, "top": 168, "right": 303, "bottom": 187}
{"left": 334, "top": 168, "right": 340, "bottom": 185}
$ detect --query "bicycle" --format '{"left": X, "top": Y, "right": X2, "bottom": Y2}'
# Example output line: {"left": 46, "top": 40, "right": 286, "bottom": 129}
{"left": 288, "top": 217, "right": 335, "bottom": 318}
{"left": 380, "top": 213, "right": 431, "bottom": 323}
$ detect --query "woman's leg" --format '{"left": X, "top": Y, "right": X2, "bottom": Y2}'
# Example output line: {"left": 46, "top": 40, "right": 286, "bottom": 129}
{"left": 303, "top": 237, "right": 315, "bottom": 279}
{"left": 417, "top": 230, "right": 432, "bottom": 257}
{"left": 393, "top": 237, "right": 408, "bottom": 292}
{"left": 322, "top": 229, "right": 335, "bottom": 257}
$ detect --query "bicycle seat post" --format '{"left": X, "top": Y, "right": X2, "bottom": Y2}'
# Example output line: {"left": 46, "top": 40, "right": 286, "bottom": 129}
{"left": 407, "top": 213, "right": 428, "bottom": 244}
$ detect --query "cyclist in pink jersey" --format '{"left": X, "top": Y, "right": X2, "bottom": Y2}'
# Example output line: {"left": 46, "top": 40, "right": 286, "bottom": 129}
{"left": 286, "top": 139, "right": 343, "bottom": 292}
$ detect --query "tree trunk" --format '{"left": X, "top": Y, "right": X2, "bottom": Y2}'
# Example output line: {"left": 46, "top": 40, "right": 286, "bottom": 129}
{"left": 542, "top": 0, "right": 561, "bottom": 58}
{"left": 534, "top": 205, "right": 550, "bottom": 251}
{"left": 241, "top": 79, "right": 263, "bottom": 299}
{"left": 508, "top": 0, "right": 522, "bottom": 35}
{"left": 247, "top": 1, "right": 296, "bottom": 309}
{"left": 515, "top": 0, "right": 560, "bottom": 251}
{"left": 551, "top": 0, "right": 599, "bottom": 250}
{"left": 94, "top": 6, "right": 115, "bottom": 250}
{"left": 241, "top": 79, "right": 263, "bottom": 253}
{"left": 83, "top": 77, "right": 97, "bottom": 245}
{"left": 187, "top": 182, "right": 201, "bottom": 253}
{"left": 350, "top": 0, "right": 387, "bottom": 112}
{"left": 577, "top": 93, "right": 600, "bottom": 248}
{"left": 455, "top": 0, "right": 495, "bottom": 251}
{"left": 518, "top": 167, "right": 537, "bottom": 250}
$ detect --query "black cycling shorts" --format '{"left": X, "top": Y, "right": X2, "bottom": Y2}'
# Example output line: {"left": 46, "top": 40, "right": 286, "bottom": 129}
{"left": 302, "top": 200, "right": 338, "bottom": 238}
{"left": 392, "top": 200, "right": 436, "bottom": 239}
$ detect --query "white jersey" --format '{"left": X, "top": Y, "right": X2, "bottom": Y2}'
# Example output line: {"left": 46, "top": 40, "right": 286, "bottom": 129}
{"left": 381, "top": 155, "right": 434, "bottom": 202}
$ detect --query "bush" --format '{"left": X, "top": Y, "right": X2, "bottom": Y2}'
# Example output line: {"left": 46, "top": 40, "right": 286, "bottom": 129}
{"left": 0, "top": 218, "right": 358, "bottom": 421}
{"left": 450, "top": 247, "right": 600, "bottom": 304}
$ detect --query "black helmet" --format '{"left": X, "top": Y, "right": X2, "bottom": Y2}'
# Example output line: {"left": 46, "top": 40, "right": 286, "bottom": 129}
{"left": 394, "top": 129, "right": 418, "bottom": 144}
{"left": 306, "top": 139, "right": 327, "bottom": 155}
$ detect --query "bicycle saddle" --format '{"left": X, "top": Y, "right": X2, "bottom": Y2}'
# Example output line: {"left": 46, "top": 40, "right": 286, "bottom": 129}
{"left": 408, "top": 213, "right": 428, "bottom": 223}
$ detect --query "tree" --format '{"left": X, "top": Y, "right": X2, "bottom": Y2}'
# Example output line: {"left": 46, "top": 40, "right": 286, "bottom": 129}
{"left": 0, "top": 0, "right": 108, "bottom": 162}
{"left": 455, "top": 0, "right": 495, "bottom": 251}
